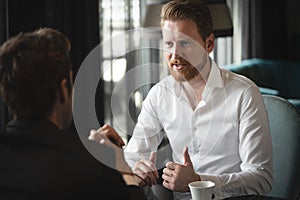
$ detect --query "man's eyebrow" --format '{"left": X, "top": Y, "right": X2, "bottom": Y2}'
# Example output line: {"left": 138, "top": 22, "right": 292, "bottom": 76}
{"left": 178, "top": 38, "right": 193, "bottom": 41}
{"left": 175, "top": 35, "right": 194, "bottom": 40}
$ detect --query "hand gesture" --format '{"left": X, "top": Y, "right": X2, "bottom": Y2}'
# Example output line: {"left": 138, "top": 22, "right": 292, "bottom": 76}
{"left": 132, "top": 151, "right": 159, "bottom": 187}
{"left": 89, "top": 127, "right": 141, "bottom": 186}
{"left": 89, "top": 128, "right": 131, "bottom": 173}
{"left": 89, "top": 124, "right": 125, "bottom": 148}
{"left": 162, "top": 146, "right": 200, "bottom": 192}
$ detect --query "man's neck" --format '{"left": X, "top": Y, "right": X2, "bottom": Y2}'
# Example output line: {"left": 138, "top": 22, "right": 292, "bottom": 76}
{"left": 182, "top": 75, "right": 205, "bottom": 110}
{"left": 182, "top": 61, "right": 211, "bottom": 110}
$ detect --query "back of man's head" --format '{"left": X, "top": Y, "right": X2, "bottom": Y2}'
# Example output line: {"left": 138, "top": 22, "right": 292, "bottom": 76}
{"left": 0, "top": 27, "right": 72, "bottom": 119}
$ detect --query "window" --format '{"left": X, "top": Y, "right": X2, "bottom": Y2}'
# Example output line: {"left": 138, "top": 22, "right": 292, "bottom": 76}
{"left": 99, "top": 0, "right": 166, "bottom": 143}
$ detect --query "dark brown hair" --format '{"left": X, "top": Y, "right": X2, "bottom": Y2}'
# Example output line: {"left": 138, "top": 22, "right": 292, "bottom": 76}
{"left": 0, "top": 27, "right": 72, "bottom": 119}
{"left": 161, "top": 0, "right": 213, "bottom": 40}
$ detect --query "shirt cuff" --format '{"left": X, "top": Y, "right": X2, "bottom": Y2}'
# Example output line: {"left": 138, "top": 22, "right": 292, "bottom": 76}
{"left": 198, "top": 173, "right": 223, "bottom": 199}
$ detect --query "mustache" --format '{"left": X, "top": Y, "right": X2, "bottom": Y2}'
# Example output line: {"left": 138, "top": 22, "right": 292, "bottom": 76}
{"left": 169, "top": 58, "right": 189, "bottom": 66}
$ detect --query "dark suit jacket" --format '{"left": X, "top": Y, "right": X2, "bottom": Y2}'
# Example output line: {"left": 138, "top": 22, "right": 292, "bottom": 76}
{"left": 0, "top": 119, "right": 146, "bottom": 200}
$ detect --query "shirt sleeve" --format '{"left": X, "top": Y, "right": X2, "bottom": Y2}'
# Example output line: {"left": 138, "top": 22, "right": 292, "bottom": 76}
{"left": 124, "top": 86, "right": 165, "bottom": 168}
{"left": 200, "top": 86, "right": 273, "bottom": 199}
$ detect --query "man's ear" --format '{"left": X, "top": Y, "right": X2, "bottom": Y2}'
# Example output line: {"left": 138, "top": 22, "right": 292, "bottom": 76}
{"left": 58, "top": 79, "right": 70, "bottom": 103}
{"left": 205, "top": 33, "right": 215, "bottom": 53}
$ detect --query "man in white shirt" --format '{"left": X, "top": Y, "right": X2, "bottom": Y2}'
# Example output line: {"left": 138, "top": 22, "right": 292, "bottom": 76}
{"left": 91, "top": 0, "right": 273, "bottom": 199}
{"left": 124, "top": 0, "right": 273, "bottom": 199}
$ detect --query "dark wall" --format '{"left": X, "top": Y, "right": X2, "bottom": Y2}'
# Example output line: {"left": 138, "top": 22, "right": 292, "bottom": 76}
{"left": 5, "top": 0, "right": 100, "bottom": 77}
{"left": 287, "top": 0, "right": 300, "bottom": 61}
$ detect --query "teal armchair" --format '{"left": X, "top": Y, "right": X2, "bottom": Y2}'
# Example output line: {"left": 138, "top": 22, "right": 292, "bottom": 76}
{"left": 225, "top": 58, "right": 300, "bottom": 109}
{"left": 262, "top": 95, "right": 300, "bottom": 199}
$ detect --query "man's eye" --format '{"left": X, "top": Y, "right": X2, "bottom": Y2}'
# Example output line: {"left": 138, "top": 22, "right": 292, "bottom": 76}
{"left": 180, "top": 41, "right": 191, "bottom": 47}
{"left": 163, "top": 41, "right": 173, "bottom": 48}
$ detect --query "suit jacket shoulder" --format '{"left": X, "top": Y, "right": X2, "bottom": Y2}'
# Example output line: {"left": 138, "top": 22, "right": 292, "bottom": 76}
{"left": 0, "top": 119, "right": 146, "bottom": 200}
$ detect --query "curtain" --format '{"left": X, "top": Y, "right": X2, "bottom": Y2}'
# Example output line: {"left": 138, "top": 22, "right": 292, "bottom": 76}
{"left": 247, "top": 0, "right": 287, "bottom": 60}
{"left": 0, "top": 0, "right": 103, "bottom": 130}
{"left": 232, "top": 0, "right": 288, "bottom": 61}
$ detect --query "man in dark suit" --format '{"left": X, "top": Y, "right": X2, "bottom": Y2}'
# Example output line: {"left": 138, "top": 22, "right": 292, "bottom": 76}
{"left": 0, "top": 27, "right": 146, "bottom": 200}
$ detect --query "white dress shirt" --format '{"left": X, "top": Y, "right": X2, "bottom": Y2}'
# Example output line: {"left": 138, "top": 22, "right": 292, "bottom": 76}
{"left": 124, "top": 60, "right": 273, "bottom": 200}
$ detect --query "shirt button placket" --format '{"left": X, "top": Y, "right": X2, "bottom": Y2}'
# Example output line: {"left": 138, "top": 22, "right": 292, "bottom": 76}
{"left": 191, "top": 112, "right": 198, "bottom": 154}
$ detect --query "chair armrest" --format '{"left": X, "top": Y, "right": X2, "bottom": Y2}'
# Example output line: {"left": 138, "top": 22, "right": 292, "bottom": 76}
{"left": 259, "top": 87, "right": 279, "bottom": 96}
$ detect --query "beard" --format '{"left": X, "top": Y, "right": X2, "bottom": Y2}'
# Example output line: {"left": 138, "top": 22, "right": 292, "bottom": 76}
{"left": 168, "top": 58, "right": 201, "bottom": 82}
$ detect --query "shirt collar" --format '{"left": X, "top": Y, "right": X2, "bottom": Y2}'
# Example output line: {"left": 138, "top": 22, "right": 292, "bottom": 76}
{"left": 206, "top": 59, "right": 223, "bottom": 88}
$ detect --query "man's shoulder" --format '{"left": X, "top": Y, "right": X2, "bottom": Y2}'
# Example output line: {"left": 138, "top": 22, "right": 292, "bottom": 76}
{"left": 220, "top": 67, "right": 258, "bottom": 88}
{"left": 150, "top": 75, "right": 175, "bottom": 91}
{"left": 158, "top": 75, "right": 174, "bottom": 84}
{"left": 0, "top": 122, "right": 116, "bottom": 177}
{"left": 0, "top": 120, "right": 114, "bottom": 168}
{"left": 142, "top": 75, "right": 177, "bottom": 101}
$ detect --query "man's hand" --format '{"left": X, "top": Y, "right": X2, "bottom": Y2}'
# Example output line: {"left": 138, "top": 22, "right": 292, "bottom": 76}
{"left": 132, "top": 151, "right": 159, "bottom": 187}
{"left": 89, "top": 128, "right": 139, "bottom": 186}
{"left": 162, "top": 146, "right": 200, "bottom": 192}
{"left": 89, "top": 124, "right": 125, "bottom": 148}
{"left": 88, "top": 129, "right": 130, "bottom": 173}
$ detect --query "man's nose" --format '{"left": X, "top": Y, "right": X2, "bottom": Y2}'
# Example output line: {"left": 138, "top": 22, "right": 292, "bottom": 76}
{"left": 171, "top": 45, "right": 182, "bottom": 59}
